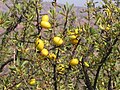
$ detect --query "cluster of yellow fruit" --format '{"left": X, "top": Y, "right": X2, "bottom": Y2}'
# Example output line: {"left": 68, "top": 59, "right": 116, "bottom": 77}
{"left": 35, "top": 15, "right": 64, "bottom": 57}
{"left": 35, "top": 38, "right": 49, "bottom": 56}
{"left": 35, "top": 36, "right": 63, "bottom": 57}
{"left": 68, "top": 29, "right": 80, "bottom": 44}
{"left": 40, "top": 15, "right": 51, "bottom": 29}
{"left": 35, "top": 15, "right": 89, "bottom": 75}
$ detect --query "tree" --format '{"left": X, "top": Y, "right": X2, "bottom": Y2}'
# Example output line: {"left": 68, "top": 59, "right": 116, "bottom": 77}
{"left": 0, "top": 0, "right": 119, "bottom": 89}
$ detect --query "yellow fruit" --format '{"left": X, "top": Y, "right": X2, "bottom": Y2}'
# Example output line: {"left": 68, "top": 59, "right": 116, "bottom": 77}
{"left": 84, "top": 61, "right": 89, "bottom": 67}
{"left": 35, "top": 38, "right": 44, "bottom": 51}
{"left": 75, "top": 28, "right": 79, "bottom": 34}
{"left": 49, "top": 53, "right": 56, "bottom": 60}
{"left": 40, "top": 21, "right": 51, "bottom": 29}
{"left": 41, "top": 48, "right": 49, "bottom": 56}
{"left": 53, "top": 37, "right": 63, "bottom": 46}
{"left": 70, "top": 39, "right": 78, "bottom": 44}
{"left": 105, "top": 27, "right": 110, "bottom": 31}
{"left": 69, "top": 35, "right": 77, "bottom": 39}
{"left": 69, "top": 58, "right": 79, "bottom": 66}
{"left": 29, "top": 78, "right": 36, "bottom": 85}
{"left": 57, "top": 64, "right": 65, "bottom": 73}
{"left": 41, "top": 15, "right": 49, "bottom": 22}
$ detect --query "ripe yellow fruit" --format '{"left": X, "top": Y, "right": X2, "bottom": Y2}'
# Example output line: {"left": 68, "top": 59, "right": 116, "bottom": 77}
{"left": 49, "top": 53, "right": 56, "bottom": 60}
{"left": 84, "top": 62, "right": 89, "bottom": 67}
{"left": 69, "top": 58, "right": 79, "bottom": 66}
{"left": 29, "top": 78, "right": 36, "bottom": 85}
{"left": 40, "top": 21, "right": 51, "bottom": 29}
{"left": 35, "top": 38, "right": 44, "bottom": 51}
{"left": 41, "top": 15, "right": 49, "bottom": 22}
{"left": 41, "top": 48, "right": 49, "bottom": 56}
{"left": 53, "top": 36, "right": 63, "bottom": 46}
{"left": 70, "top": 39, "right": 78, "bottom": 44}
{"left": 105, "top": 27, "right": 110, "bottom": 31}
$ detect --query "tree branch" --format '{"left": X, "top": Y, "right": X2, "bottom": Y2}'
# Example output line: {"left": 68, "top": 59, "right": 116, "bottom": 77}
{"left": 81, "top": 44, "right": 94, "bottom": 90}
{"left": 0, "top": 14, "right": 23, "bottom": 37}
{"left": 93, "top": 33, "right": 120, "bottom": 90}
{"left": 35, "top": 1, "right": 42, "bottom": 35}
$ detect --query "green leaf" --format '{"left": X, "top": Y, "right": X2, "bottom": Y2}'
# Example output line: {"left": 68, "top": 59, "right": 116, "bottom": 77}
{"left": 90, "top": 27, "right": 98, "bottom": 34}
{"left": 15, "top": 3, "right": 21, "bottom": 11}
{"left": 9, "top": 66, "right": 17, "bottom": 71}
{"left": 21, "top": 61, "right": 29, "bottom": 67}
{"left": 69, "top": 4, "right": 74, "bottom": 11}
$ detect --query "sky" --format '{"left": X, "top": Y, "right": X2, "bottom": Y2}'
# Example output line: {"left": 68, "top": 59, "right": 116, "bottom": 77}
{"left": 43, "top": 0, "right": 103, "bottom": 7}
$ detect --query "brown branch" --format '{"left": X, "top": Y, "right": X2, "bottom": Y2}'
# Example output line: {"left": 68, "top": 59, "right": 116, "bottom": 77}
{"left": 81, "top": 44, "right": 94, "bottom": 90}
{"left": 0, "top": 57, "right": 33, "bottom": 74}
{"left": 53, "top": 63, "right": 57, "bottom": 90}
{"left": 35, "top": 1, "right": 42, "bottom": 35}
{"left": 0, "top": 2, "right": 32, "bottom": 37}
{"left": 0, "top": 15, "right": 23, "bottom": 37}
{"left": 108, "top": 73, "right": 112, "bottom": 90}
{"left": 63, "top": 13, "right": 68, "bottom": 36}
{"left": 71, "top": 38, "right": 81, "bottom": 57}
{"left": 53, "top": 48, "right": 59, "bottom": 90}
{"left": 0, "top": 59, "right": 13, "bottom": 72}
